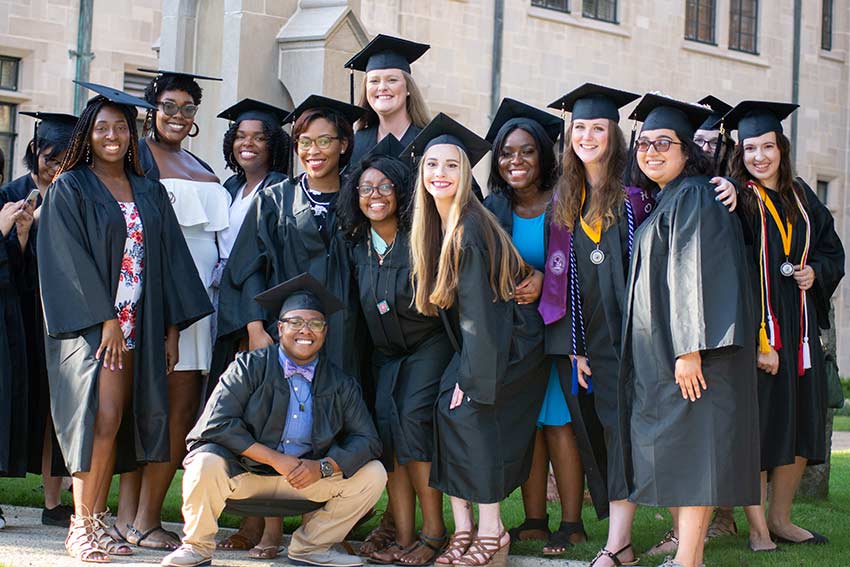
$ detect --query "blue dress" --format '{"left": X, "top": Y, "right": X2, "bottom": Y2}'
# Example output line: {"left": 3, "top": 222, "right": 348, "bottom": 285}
{"left": 511, "top": 213, "right": 571, "bottom": 427}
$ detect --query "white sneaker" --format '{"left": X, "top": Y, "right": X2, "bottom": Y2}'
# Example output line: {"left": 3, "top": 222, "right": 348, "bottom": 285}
{"left": 287, "top": 548, "right": 364, "bottom": 567}
{"left": 161, "top": 545, "right": 212, "bottom": 567}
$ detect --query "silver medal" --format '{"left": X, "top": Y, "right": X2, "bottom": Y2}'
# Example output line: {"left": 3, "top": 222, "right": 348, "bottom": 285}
{"left": 590, "top": 248, "right": 605, "bottom": 265}
{"left": 780, "top": 261, "right": 794, "bottom": 277}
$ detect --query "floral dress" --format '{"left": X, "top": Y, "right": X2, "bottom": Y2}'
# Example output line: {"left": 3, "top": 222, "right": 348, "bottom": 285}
{"left": 114, "top": 202, "right": 144, "bottom": 350}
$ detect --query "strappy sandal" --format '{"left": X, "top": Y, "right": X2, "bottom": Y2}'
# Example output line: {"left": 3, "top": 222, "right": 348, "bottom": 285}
{"left": 705, "top": 513, "right": 737, "bottom": 540}
{"left": 396, "top": 532, "right": 448, "bottom": 566}
{"left": 92, "top": 511, "right": 133, "bottom": 556}
{"left": 542, "top": 521, "right": 587, "bottom": 555}
{"left": 66, "top": 514, "right": 110, "bottom": 563}
{"left": 589, "top": 543, "right": 640, "bottom": 566}
{"left": 646, "top": 530, "right": 678, "bottom": 556}
{"left": 370, "top": 542, "right": 411, "bottom": 565}
{"left": 435, "top": 530, "right": 474, "bottom": 565}
{"left": 359, "top": 519, "right": 398, "bottom": 556}
{"left": 507, "top": 516, "right": 550, "bottom": 542}
{"left": 127, "top": 524, "right": 181, "bottom": 550}
{"left": 454, "top": 532, "right": 509, "bottom": 567}
{"left": 217, "top": 531, "right": 260, "bottom": 550}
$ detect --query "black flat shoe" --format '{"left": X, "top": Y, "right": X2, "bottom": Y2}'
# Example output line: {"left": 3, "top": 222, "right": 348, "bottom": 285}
{"left": 42, "top": 504, "right": 74, "bottom": 527}
{"left": 770, "top": 529, "right": 829, "bottom": 545}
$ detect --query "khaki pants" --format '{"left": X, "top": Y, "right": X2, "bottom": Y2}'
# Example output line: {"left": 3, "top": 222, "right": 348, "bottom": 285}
{"left": 180, "top": 452, "right": 387, "bottom": 557}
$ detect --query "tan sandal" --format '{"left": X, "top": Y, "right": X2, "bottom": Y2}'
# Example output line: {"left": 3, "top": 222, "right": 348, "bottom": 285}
{"left": 66, "top": 514, "right": 110, "bottom": 563}
{"left": 454, "top": 532, "right": 509, "bottom": 567}
{"left": 359, "top": 518, "right": 397, "bottom": 557}
{"left": 435, "top": 530, "right": 474, "bottom": 565}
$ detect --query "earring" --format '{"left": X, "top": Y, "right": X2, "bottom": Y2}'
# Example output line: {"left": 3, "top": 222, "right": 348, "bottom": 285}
{"left": 127, "top": 145, "right": 134, "bottom": 164}
{"left": 188, "top": 123, "right": 200, "bottom": 138}
{"left": 85, "top": 144, "right": 92, "bottom": 164}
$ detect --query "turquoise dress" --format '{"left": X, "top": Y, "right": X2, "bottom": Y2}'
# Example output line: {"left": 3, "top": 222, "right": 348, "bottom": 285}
{"left": 511, "top": 213, "right": 571, "bottom": 427}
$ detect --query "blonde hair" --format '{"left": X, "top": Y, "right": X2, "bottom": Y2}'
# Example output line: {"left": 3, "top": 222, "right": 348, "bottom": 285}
{"left": 409, "top": 145, "right": 529, "bottom": 317}
{"left": 356, "top": 71, "right": 431, "bottom": 131}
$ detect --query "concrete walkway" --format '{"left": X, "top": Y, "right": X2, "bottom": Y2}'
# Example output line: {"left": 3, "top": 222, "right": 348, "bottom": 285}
{"left": 832, "top": 430, "right": 850, "bottom": 452}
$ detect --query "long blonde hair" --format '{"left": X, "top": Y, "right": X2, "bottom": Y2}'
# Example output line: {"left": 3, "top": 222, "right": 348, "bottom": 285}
{"left": 355, "top": 71, "right": 431, "bottom": 131}
{"left": 409, "top": 146, "right": 529, "bottom": 316}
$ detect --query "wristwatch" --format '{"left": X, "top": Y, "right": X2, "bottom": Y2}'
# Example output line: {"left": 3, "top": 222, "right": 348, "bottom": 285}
{"left": 319, "top": 458, "right": 334, "bottom": 478}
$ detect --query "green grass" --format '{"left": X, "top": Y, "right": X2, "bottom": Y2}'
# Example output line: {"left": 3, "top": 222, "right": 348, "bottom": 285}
{"left": 2, "top": 453, "right": 850, "bottom": 566}
{"left": 834, "top": 415, "right": 850, "bottom": 432}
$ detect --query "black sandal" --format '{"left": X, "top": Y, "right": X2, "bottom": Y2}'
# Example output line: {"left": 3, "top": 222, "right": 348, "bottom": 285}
{"left": 127, "top": 524, "right": 181, "bottom": 550}
{"left": 542, "top": 521, "right": 587, "bottom": 556}
{"left": 589, "top": 543, "right": 639, "bottom": 566}
{"left": 507, "top": 515, "right": 550, "bottom": 542}
{"left": 770, "top": 529, "right": 829, "bottom": 545}
{"left": 395, "top": 532, "right": 448, "bottom": 566}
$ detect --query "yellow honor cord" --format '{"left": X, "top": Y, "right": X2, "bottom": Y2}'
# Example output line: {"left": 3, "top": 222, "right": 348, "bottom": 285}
{"left": 579, "top": 184, "right": 602, "bottom": 244}
{"left": 756, "top": 184, "right": 793, "bottom": 257}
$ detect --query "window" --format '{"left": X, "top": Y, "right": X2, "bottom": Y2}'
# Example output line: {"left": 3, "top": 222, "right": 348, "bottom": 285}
{"left": 124, "top": 71, "right": 155, "bottom": 134}
{"left": 729, "top": 0, "right": 758, "bottom": 54}
{"left": 821, "top": 0, "right": 833, "bottom": 51}
{"left": 0, "top": 102, "right": 17, "bottom": 182}
{"left": 0, "top": 56, "right": 20, "bottom": 91}
{"left": 583, "top": 0, "right": 617, "bottom": 22}
{"left": 532, "top": 0, "right": 570, "bottom": 13}
{"left": 816, "top": 179, "right": 829, "bottom": 205}
{"left": 685, "top": 0, "right": 716, "bottom": 44}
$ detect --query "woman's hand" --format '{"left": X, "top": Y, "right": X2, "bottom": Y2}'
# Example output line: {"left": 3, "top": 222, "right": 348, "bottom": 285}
{"left": 449, "top": 383, "right": 465, "bottom": 410}
{"left": 573, "top": 355, "right": 592, "bottom": 390}
{"left": 514, "top": 270, "right": 544, "bottom": 305}
{"left": 0, "top": 201, "right": 21, "bottom": 236}
{"left": 757, "top": 349, "right": 779, "bottom": 375}
{"left": 96, "top": 319, "right": 128, "bottom": 371}
{"left": 165, "top": 326, "right": 179, "bottom": 374}
{"left": 793, "top": 265, "right": 815, "bottom": 291}
{"left": 247, "top": 320, "right": 274, "bottom": 351}
{"left": 14, "top": 201, "right": 35, "bottom": 236}
{"left": 710, "top": 177, "right": 737, "bottom": 212}
{"left": 674, "top": 351, "right": 706, "bottom": 402}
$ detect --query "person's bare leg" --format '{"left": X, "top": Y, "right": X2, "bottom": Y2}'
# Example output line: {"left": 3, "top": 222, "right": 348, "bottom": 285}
{"left": 743, "top": 471, "right": 776, "bottom": 551}
{"left": 511, "top": 430, "right": 549, "bottom": 540}
{"left": 673, "top": 506, "right": 710, "bottom": 567}
{"left": 115, "top": 471, "right": 141, "bottom": 530}
{"left": 766, "top": 457, "right": 816, "bottom": 542}
{"left": 591, "top": 500, "right": 638, "bottom": 567}
{"left": 670, "top": 507, "right": 680, "bottom": 537}
{"left": 217, "top": 516, "right": 264, "bottom": 550}
{"left": 253, "top": 516, "right": 283, "bottom": 552}
{"left": 396, "top": 461, "right": 446, "bottom": 565}
{"left": 545, "top": 425, "right": 584, "bottom": 526}
{"left": 457, "top": 503, "right": 509, "bottom": 564}
{"left": 42, "top": 423, "right": 64, "bottom": 510}
{"left": 386, "top": 461, "right": 416, "bottom": 549}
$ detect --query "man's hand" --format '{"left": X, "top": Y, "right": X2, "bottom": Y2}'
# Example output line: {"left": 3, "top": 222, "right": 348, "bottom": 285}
{"left": 287, "top": 459, "right": 322, "bottom": 489}
{"left": 269, "top": 452, "right": 302, "bottom": 477}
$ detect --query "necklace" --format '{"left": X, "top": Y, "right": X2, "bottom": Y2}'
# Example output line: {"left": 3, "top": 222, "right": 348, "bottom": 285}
{"left": 580, "top": 184, "right": 605, "bottom": 265}
{"left": 287, "top": 375, "right": 312, "bottom": 412}
{"left": 368, "top": 231, "right": 396, "bottom": 315}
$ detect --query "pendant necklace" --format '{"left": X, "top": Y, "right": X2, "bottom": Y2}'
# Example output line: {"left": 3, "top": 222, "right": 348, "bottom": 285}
{"left": 580, "top": 184, "right": 605, "bottom": 265}
{"left": 288, "top": 377, "right": 311, "bottom": 412}
{"left": 369, "top": 231, "right": 396, "bottom": 315}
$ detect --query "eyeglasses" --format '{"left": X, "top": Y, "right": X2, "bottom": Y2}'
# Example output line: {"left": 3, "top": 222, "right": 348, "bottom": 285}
{"left": 693, "top": 137, "right": 719, "bottom": 151}
{"left": 357, "top": 182, "right": 395, "bottom": 197}
{"left": 635, "top": 138, "right": 682, "bottom": 153}
{"left": 158, "top": 101, "right": 199, "bottom": 119}
{"left": 279, "top": 317, "right": 328, "bottom": 332}
{"left": 297, "top": 135, "right": 340, "bottom": 150}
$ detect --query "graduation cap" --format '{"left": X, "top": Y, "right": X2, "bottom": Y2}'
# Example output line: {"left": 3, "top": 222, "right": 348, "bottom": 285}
{"left": 364, "top": 134, "right": 406, "bottom": 162}
{"left": 136, "top": 68, "right": 223, "bottom": 82}
{"left": 721, "top": 100, "right": 799, "bottom": 142}
{"left": 21, "top": 112, "right": 78, "bottom": 175}
{"left": 630, "top": 93, "right": 711, "bottom": 141}
{"left": 344, "top": 34, "right": 430, "bottom": 103}
{"left": 696, "top": 95, "right": 733, "bottom": 131}
{"left": 254, "top": 273, "right": 345, "bottom": 319}
{"left": 485, "top": 98, "right": 564, "bottom": 145}
{"left": 283, "top": 94, "right": 366, "bottom": 127}
{"left": 74, "top": 81, "right": 157, "bottom": 111}
{"left": 548, "top": 83, "right": 639, "bottom": 122}
{"left": 217, "top": 98, "right": 291, "bottom": 126}
{"left": 403, "top": 112, "right": 491, "bottom": 167}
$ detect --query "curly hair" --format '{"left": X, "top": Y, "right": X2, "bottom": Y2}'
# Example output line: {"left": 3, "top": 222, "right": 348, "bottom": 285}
{"left": 142, "top": 74, "right": 203, "bottom": 141}
{"left": 222, "top": 119, "right": 290, "bottom": 176}
{"left": 292, "top": 107, "right": 356, "bottom": 170}
{"left": 627, "top": 136, "right": 713, "bottom": 191}
{"left": 338, "top": 154, "right": 413, "bottom": 241}
{"left": 487, "top": 119, "right": 558, "bottom": 204}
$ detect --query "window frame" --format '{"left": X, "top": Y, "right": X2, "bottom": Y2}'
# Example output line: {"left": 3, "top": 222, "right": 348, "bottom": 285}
{"left": 0, "top": 56, "right": 21, "bottom": 92}
{"left": 582, "top": 0, "right": 618, "bottom": 23}
{"left": 685, "top": 0, "right": 717, "bottom": 45}
{"left": 531, "top": 0, "right": 571, "bottom": 14}
{"left": 728, "top": 0, "right": 759, "bottom": 55}
{"left": 821, "top": 0, "right": 833, "bottom": 51}
{"left": 0, "top": 101, "right": 18, "bottom": 182}
{"left": 816, "top": 179, "right": 830, "bottom": 205}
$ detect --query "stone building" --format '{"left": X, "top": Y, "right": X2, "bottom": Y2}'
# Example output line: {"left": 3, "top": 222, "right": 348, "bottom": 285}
{"left": 1, "top": 0, "right": 848, "bottom": 373}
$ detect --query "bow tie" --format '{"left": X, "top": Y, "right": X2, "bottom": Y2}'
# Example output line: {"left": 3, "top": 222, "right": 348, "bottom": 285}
{"left": 284, "top": 358, "right": 316, "bottom": 382}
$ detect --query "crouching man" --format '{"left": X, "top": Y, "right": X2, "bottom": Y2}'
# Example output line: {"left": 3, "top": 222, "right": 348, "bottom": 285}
{"left": 162, "top": 273, "right": 386, "bottom": 567}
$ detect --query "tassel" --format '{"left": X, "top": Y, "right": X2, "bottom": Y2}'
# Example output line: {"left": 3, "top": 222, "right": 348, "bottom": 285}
{"left": 571, "top": 359, "right": 579, "bottom": 396}
{"left": 758, "top": 323, "right": 771, "bottom": 354}
{"left": 770, "top": 317, "right": 782, "bottom": 350}
{"left": 797, "top": 342, "right": 805, "bottom": 377}
{"left": 349, "top": 68, "right": 355, "bottom": 105}
{"left": 802, "top": 338, "right": 811, "bottom": 371}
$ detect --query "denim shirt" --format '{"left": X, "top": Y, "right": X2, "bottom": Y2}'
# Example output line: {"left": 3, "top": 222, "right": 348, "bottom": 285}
{"left": 277, "top": 348, "right": 316, "bottom": 457}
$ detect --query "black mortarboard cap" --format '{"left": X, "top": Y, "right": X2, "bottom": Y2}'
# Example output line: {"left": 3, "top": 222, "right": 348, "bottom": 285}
{"left": 345, "top": 34, "right": 430, "bottom": 74}
{"left": 254, "top": 273, "right": 345, "bottom": 318}
{"left": 21, "top": 112, "right": 77, "bottom": 144}
{"left": 696, "top": 95, "right": 733, "bottom": 131}
{"left": 402, "top": 113, "right": 491, "bottom": 167}
{"left": 75, "top": 81, "right": 157, "bottom": 111}
{"left": 485, "top": 98, "right": 564, "bottom": 145}
{"left": 630, "top": 93, "right": 711, "bottom": 141}
{"left": 365, "top": 134, "right": 406, "bottom": 161}
{"left": 136, "top": 68, "right": 223, "bottom": 82}
{"left": 548, "top": 83, "right": 639, "bottom": 122}
{"left": 217, "top": 98, "right": 291, "bottom": 126}
{"left": 283, "top": 94, "right": 366, "bottom": 127}
{"left": 721, "top": 100, "right": 799, "bottom": 142}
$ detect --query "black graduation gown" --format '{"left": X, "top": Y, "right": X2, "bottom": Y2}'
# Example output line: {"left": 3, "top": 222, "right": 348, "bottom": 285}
{"left": 216, "top": 175, "right": 360, "bottom": 377}
{"left": 0, "top": 176, "right": 66, "bottom": 476}
{"left": 619, "top": 176, "right": 760, "bottom": 507}
{"left": 350, "top": 232, "right": 453, "bottom": 470}
{"left": 137, "top": 137, "right": 216, "bottom": 181}
{"left": 222, "top": 172, "right": 288, "bottom": 202}
{"left": 430, "top": 217, "right": 548, "bottom": 503}
{"left": 37, "top": 167, "right": 213, "bottom": 474}
{"left": 186, "top": 345, "right": 381, "bottom": 479}
{"left": 738, "top": 181, "right": 845, "bottom": 470}
{"left": 350, "top": 125, "right": 421, "bottom": 166}
{"left": 0, "top": 178, "right": 30, "bottom": 477}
